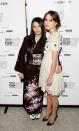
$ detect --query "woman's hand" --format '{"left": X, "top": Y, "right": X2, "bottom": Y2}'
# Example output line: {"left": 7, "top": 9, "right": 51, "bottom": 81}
{"left": 47, "top": 76, "right": 53, "bottom": 86}
{"left": 18, "top": 72, "right": 24, "bottom": 80}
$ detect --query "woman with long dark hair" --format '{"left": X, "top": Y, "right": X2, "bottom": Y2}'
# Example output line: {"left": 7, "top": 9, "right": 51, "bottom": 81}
{"left": 14, "top": 17, "right": 46, "bottom": 120}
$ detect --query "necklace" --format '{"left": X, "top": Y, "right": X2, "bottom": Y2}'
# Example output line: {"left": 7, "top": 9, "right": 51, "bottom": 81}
{"left": 35, "top": 36, "right": 40, "bottom": 43}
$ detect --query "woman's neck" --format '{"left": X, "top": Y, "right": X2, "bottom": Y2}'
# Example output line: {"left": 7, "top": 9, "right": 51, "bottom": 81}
{"left": 49, "top": 28, "right": 58, "bottom": 33}
{"left": 35, "top": 34, "right": 41, "bottom": 43}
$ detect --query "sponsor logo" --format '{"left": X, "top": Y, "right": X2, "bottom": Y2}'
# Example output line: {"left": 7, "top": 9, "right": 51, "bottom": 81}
{"left": 53, "top": 0, "right": 65, "bottom": 4}
{"left": 65, "top": 29, "right": 72, "bottom": 32}
{"left": 6, "top": 30, "right": 13, "bottom": 32}
{"left": 8, "top": 54, "right": 15, "bottom": 56}
{"left": 62, "top": 94, "right": 68, "bottom": 97}
{"left": 64, "top": 54, "right": 71, "bottom": 56}
{"left": 62, "top": 38, "right": 79, "bottom": 46}
{"left": 0, "top": 2, "right": 8, "bottom": 5}
{"left": 9, "top": 82, "right": 22, "bottom": 89}
{"left": 64, "top": 82, "right": 75, "bottom": 89}
{"left": 10, "top": 75, "right": 16, "bottom": 77}
{"left": 5, "top": 38, "right": 20, "bottom": 46}
{"left": 63, "top": 38, "right": 70, "bottom": 46}
{"left": 63, "top": 75, "right": 69, "bottom": 78}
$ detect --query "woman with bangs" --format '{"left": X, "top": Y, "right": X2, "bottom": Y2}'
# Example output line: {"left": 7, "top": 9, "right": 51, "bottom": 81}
{"left": 39, "top": 11, "right": 64, "bottom": 126}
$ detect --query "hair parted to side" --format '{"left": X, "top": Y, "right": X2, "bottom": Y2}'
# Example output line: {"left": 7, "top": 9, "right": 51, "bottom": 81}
{"left": 43, "top": 10, "right": 61, "bottom": 29}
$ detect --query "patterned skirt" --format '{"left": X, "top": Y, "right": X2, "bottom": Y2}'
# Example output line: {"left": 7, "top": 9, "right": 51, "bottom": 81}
{"left": 23, "top": 54, "right": 43, "bottom": 114}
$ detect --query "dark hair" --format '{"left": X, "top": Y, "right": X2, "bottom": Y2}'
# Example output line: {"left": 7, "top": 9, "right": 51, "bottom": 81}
{"left": 27, "top": 17, "right": 46, "bottom": 64}
{"left": 43, "top": 10, "right": 61, "bottom": 29}
{"left": 30, "top": 17, "right": 46, "bottom": 47}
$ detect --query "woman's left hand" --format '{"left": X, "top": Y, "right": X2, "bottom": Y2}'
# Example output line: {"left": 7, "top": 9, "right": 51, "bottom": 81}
{"left": 47, "top": 76, "right": 53, "bottom": 86}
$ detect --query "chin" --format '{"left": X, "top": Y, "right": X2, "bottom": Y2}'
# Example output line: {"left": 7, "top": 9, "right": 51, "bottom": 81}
{"left": 36, "top": 32, "right": 41, "bottom": 34}
{"left": 45, "top": 27, "right": 50, "bottom": 31}
{"left": 46, "top": 28, "right": 50, "bottom": 32}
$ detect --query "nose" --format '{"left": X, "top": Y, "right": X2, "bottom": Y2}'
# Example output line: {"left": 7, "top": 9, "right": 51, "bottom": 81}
{"left": 45, "top": 20, "right": 49, "bottom": 25}
{"left": 36, "top": 27, "right": 40, "bottom": 32}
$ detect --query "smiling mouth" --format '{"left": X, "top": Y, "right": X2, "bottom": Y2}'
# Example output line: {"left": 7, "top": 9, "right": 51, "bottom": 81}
{"left": 36, "top": 31, "right": 41, "bottom": 34}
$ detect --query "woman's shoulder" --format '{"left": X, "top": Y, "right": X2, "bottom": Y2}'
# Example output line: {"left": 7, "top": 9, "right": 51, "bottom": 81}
{"left": 48, "top": 31, "right": 62, "bottom": 49}
{"left": 21, "top": 35, "right": 31, "bottom": 48}
{"left": 50, "top": 32, "right": 61, "bottom": 42}
{"left": 24, "top": 35, "right": 31, "bottom": 41}
{"left": 50, "top": 31, "right": 61, "bottom": 38}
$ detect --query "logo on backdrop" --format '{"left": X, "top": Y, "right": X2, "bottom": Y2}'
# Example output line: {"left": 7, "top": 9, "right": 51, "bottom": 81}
{"left": 63, "top": 37, "right": 79, "bottom": 46}
{"left": 9, "top": 82, "right": 22, "bottom": 89}
{"left": 0, "top": 1, "right": 8, "bottom": 6}
{"left": 53, "top": 0, "right": 71, "bottom": 4}
{"left": 5, "top": 38, "right": 20, "bottom": 47}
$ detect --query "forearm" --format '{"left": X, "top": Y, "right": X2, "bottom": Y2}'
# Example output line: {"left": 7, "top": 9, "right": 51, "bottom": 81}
{"left": 49, "top": 60, "right": 57, "bottom": 78}
{"left": 48, "top": 52, "right": 58, "bottom": 79}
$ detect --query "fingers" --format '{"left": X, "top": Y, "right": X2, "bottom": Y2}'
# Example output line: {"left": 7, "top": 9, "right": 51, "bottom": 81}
{"left": 47, "top": 77, "right": 53, "bottom": 86}
{"left": 47, "top": 80, "right": 52, "bottom": 86}
{"left": 47, "top": 82, "right": 52, "bottom": 86}
{"left": 18, "top": 72, "right": 24, "bottom": 79}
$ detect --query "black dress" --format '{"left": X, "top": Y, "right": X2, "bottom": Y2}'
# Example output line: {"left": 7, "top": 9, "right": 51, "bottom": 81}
{"left": 14, "top": 35, "right": 44, "bottom": 115}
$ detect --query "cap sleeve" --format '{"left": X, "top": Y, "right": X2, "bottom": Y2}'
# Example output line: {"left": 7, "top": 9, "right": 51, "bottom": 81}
{"left": 50, "top": 34, "right": 62, "bottom": 52}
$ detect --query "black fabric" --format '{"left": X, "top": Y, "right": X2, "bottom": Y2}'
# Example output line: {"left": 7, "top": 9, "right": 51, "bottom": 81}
{"left": 14, "top": 35, "right": 45, "bottom": 114}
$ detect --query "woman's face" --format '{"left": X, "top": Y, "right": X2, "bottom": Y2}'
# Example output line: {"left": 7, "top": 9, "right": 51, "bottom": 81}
{"left": 32, "top": 22, "right": 42, "bottom": 35}
{"left": 44, "top": 14, "right": 57, "bottom": 32}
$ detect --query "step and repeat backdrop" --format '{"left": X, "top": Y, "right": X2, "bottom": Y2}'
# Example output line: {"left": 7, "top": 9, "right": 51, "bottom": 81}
{"left": 0, "top": 0, "right": 79, "bottom": 105}
{"left": 26, "top": 0, "right": 79, "bottom": 105}
{"left": 0, "top": 0, "right": 26, "bottom": 104}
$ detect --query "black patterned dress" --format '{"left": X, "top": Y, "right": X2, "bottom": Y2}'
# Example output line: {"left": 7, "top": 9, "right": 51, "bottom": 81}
{"left": 15, "top": 35, "right": 44, "bottom": 115}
